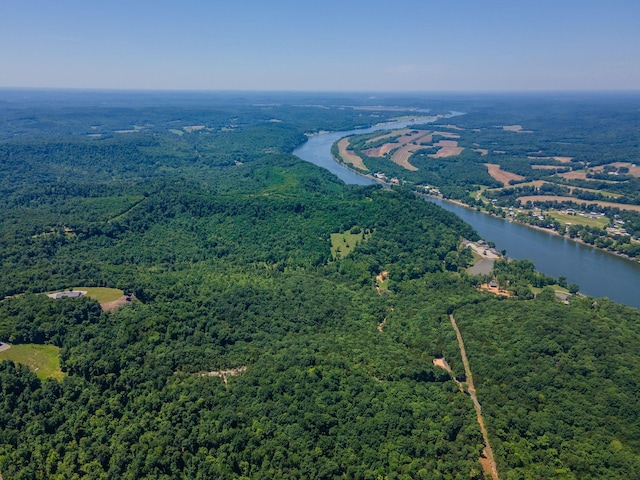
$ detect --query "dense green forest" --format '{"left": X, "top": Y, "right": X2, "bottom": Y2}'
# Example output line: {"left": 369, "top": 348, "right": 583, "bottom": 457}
{"left": 1, "top": 91, "right": 640, "bottom": 479}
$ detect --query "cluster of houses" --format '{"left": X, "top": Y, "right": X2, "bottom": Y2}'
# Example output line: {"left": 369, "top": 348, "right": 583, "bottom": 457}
{"left": 373, "top": 172, "right": 401, "bottom": 185}
{"left": 415, "top": 184, "right": 441, "bottom": 196}
{"left": 562, "top": 208, "right": 606, "bottom": 220}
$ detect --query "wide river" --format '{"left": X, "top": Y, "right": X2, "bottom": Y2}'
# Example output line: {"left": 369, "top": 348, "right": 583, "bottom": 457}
{"left": 293, "top": 121, "right": 640, "bottom": 309}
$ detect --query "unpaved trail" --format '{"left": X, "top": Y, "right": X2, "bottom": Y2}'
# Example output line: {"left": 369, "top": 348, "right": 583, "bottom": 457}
{"left": 448, "top": 314, "right": 499, "bottom": 480}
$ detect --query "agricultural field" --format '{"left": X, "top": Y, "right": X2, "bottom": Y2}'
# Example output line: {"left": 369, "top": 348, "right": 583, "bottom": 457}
{"left": 517, "top": 195, "right": 640, "bottom": 212}
{"left": 337, "top": 137, "right": 368, "bottom": 171}
{"left": 485, "top": 163, "right": 525, "bottom": 186}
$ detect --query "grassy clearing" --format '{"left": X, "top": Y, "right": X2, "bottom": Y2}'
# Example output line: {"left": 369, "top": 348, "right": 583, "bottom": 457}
{"left": 0, "top": 344, "right": 64, "bottom": 380}
{"left": 75, "top": 287, "right": 123, "bottom": 303}
{"left": 547, "top": 212, "right": 609, "bottom": 229}
{"left": 531, "top": 284, "right": 569, "bottom": 295}
{"left": 330, "top": 228, "right": 372, "bottom": 259}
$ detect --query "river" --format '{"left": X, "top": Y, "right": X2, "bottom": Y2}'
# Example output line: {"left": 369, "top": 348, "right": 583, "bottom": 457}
{"left": 293, "top": 122, "right": 640, "bottom": 309}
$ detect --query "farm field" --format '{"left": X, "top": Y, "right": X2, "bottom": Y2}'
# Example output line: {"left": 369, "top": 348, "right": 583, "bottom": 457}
{"left": 485, "top": 164, "right": 525, "bottom": 186}
{"left": 517, "top": 195, "right": 640, "bottom": 212}
{"left": 337, "top": 138, "right": 368, "bottom": 171}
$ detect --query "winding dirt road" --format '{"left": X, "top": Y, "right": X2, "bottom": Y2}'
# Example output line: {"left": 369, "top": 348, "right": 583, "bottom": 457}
{"left": 448, "top": 314, "right": 499, "bottom": 480}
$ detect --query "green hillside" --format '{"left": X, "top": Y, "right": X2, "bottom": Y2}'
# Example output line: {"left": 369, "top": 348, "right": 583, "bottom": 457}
{"left": 1, "top": 92, "right": 639, "bottom": 479}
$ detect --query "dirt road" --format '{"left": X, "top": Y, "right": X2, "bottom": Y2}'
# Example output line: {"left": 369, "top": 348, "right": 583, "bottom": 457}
{"left": 448, "top": 314, "right": 499, "bottom": 480}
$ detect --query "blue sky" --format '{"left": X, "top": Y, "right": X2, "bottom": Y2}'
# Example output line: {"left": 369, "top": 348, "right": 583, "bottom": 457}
{"left": 1, "top": 0, "right": 639, "bottom": 91}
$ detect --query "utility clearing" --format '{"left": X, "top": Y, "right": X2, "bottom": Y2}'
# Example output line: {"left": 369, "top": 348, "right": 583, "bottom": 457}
{"left": 433, "top": 315, "right": 499, "bottom": 480}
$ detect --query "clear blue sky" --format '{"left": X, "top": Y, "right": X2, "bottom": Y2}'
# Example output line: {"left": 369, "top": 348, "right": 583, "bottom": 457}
{"left": 1, "top": 0, "right": 639, "bottom": 91}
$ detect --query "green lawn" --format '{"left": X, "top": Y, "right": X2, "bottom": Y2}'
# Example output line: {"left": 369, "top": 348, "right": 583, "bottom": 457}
{"left": 547, "top": 211, "right": 609, "bottom": 229}
{"left": 330, "top": 228, "right": 372, "bottom": 260}
{"left": 0, "top": 344, "right": 64, "bottom": 380}
{"left": 75, "top": 287, "right": 123, "bottom": 303}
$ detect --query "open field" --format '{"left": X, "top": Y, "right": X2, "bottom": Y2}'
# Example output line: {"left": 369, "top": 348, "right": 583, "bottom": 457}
{"left": 432, "top": 131, "right": 461, "bottom": 139}
{"left": 485, "top": 164, "right": 525, "bottom": 186}
{"left": 390, "top": 144, "right": 421, "bottom": 170}
{"left": 517, "top": 195, "right": 640, "bottom": 212}
{"left": 0, "top": 344, "right": 64, "bottom": 380}
{"left": 474, "top": 148, "right": 489, "bottom": 156}
{"left": 429, "top": 140, "right": 463, "bottom": 158}
{"left": 362, "top": 143, "right": 398, "bottom": 157}
{"left": 337, "top": 138, "right": 369, "bottom": 171}
{"left": 593, "top": 162, "right": 640, "bottom": 177}
{"left": 567, "top": 186, "right": 622, "bottom": 198}
{"left": 558, "top": 170, "right": 589, "bottom": 180}
{"left": 399, "top": 130, "right": 432, "bottom": 144}
{"left": 365, "top": 129, "right": 410, "bottom": 145}
{"left": 330, "top": 229, "right": 371, "bottom": 259}
{"left": 75, "top": 287, "right": 124, "bottom": 303}
{"left": 502, "top": 125, "right": 532, "bottom": 133}
{"left": 547, "top": 211, "right": 609, "bottom": 229}
{"left": 532, "top": 165, "right": 565, "bottom": 170}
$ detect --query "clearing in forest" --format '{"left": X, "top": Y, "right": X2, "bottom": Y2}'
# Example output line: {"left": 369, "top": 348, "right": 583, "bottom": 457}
{"left": 375, "top": 271, "right": 389, "bottom": 294}
{"left": 337, "top": 138, "right": 369, "bottom": 171}
{"left": 0, "top": 344, "right": 64, "bottom": 380}
{"left": 479, "top": 283, "right": 511, "bottom": 297}
{"left": 330, "top": 228, "right": 372, "bottom": 260}
{"left": 77, "top": 287, "right": 124, "bottom": 303}
{"left": 502, "top": 125, "right": 532, "bottom": 133}
{"left": 485, "top": 164, "right": 525, "bottom": 186}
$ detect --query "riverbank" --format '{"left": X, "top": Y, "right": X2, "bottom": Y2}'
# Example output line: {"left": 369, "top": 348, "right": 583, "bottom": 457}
{"left": 294, "top": 119, "right": 640, "bottom": 309}
{"left": 332, "top": 147, "right": 639, "bottom": 263}
{"left": 452, "top": 199, "right": 640, "bottom": 264}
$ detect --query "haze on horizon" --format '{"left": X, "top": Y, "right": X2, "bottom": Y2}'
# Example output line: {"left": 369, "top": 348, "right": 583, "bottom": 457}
{"left": 1, "top": 0, "right": 639, "bottom": 93}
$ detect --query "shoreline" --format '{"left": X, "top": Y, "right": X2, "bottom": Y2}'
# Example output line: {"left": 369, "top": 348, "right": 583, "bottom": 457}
{"left": 433, "top": 196, "right": 640, "bottom": 263}
{"left": 330, "top": 149, "right": 639, "bottom": 264}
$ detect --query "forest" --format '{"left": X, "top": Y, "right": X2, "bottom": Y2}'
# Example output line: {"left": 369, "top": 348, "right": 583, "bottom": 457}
{"left": 1, "top": 90, "right": 640, "bottom": 479}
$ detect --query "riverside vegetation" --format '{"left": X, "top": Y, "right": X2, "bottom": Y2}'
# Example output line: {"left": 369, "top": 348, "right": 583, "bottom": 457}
{"left": 1, "top": 91, "right": 640, "bottom": 479}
